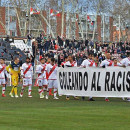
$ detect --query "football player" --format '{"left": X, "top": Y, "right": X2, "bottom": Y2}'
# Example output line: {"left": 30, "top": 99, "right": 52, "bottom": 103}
{"left": 46, "top": 58, "right": 59, "bottom": 99}
{"left": 0, "top": 58, "right": 8, "bottom": 97}
{"left": 36, "top": 57, "right": 48, "bottom": 99}
{"left": 6, "top": 57, "right": 20, "bottom": 98}
{"left": 20, "top": 57, "right": 33, "bottom": 97}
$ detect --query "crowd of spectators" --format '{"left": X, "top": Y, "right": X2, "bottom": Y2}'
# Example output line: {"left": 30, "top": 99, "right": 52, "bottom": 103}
{"left": 31, "top": 33, "right": 130, "bottom": 66}
{"left": 0, "top": 33, "right": 129, "bottom": 67}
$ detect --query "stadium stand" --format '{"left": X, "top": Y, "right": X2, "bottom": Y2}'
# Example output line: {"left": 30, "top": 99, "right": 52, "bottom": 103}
{"left": 10, "top": 40, "right": 33, "bottom": 55}
{"left": 0, "top": 38, "right": 28, "bottom": 63}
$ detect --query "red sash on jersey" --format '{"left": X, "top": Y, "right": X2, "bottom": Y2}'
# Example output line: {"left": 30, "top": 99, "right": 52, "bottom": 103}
{"left": 0, "top": 66, "right": 5, "bottom": 74}
{"left": 95, "top": 63, "right": 98, "bottom": 67}
{"left": 107, "top": 60, "right": 113, "bottom": 66}
{"left": 89, "top": 60, "right": 94, "bottom": 67}
{"left": 45, "top": 63, "right": 49, "bottom": 79}
{"left": 114, "top": 64, "right": 118, "bottom": 66}
{"left": 38, "top": 64, "right": 46, "bottom": 77}
{"left": 34, "top": 64, "right": 46, "bottom": 87}
{"left": 71, "top": 61, "right": 76, "bottom": 67}
{"left": 24, "top": 64, "right": 32, "bottom": 75}
{"left": 46, "top": 72, "right": 49, "bottom": 80}
{"left": 47, "top": 64, "right": 57, "bottom": 80}
{"left": 61, "top": 61, "right": 66, "bottom": 66}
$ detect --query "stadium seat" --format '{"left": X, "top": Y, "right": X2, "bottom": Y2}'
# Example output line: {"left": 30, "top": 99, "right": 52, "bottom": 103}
{"left": 12, "top": 40, "right": 32, "bottom": 54}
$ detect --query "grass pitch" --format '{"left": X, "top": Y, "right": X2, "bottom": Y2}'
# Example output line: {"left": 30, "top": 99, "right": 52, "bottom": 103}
{"left": 0, "top": 87, "right": 130, "bottom": 130}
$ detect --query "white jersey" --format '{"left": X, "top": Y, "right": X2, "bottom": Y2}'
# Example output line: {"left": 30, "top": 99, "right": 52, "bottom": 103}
{"left": 0, "top": 64, "right": 8, "bottom": 79}
{"left": 64, "top": 61, "right": 77, "bottom": 67}
{"left": 36, "top": 64, "right": 47, "bottom": 79}
{"left": 81, "top": 59, "right": 90, "bottom": 67}
{"left": 21, "top": 63, "right": 33, "bottom": 79}
{"left": 112, "top": 62, "right": 122, "bottom": 67}
{"left": 81, "top": 59, "right": 97, "bottom": 68}
{"left": 46, "top": 64, "right": 58, "bottom": 80}
{"left": 100, "top": 59, "right": 113, "bottom": 67}
{"left": 120, "top": 57, "right": 130, "bottom": 67}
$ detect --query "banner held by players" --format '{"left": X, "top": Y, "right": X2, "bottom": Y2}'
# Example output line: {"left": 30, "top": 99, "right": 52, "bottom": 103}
{"left": 58, "top": 67, "right": 130, "bottom": 97}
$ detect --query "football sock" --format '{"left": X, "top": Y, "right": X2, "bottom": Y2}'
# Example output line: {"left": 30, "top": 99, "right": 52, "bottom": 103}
{"left": 11, "top": 86, "right": 14, "bottom": 94}
{"left": 105, "top": 97, "right": 108, "bottom": 99}
{"left": 54, "top": 88, "right": 57, "bottom": 97}
{"left": 38, "top": 89, "right": 43, "bottom": 96}
{"left": 2, "top": 87, "right": 5, "bottom": 94}
{"left": 14, "top": 86, "right": 18, "bottom": 95}
{"left": 49, "top": 88, "right": 52, "bottom": 95}
{"left": 28, "top": 86, "right": 32, "bottom": 95}
{"left": 47, "top": 88, "right": 49, "bottom": 96}
{"left": 43, "top": 87, "right": 47, "bottom": 95}
{"left": 21, "top": 86, "right": 25, "bottom": 95}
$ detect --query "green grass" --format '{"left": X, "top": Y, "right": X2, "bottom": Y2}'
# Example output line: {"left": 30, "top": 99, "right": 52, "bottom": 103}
{"left": 0, "top": 87, "right": 130, "bottom": 130}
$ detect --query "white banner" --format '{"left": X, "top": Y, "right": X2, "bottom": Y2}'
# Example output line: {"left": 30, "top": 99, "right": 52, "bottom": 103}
{"left": 57, "top": 67, "right": 130, "bottom": 97}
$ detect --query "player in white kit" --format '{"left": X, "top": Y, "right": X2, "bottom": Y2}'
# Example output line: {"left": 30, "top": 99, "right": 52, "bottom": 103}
{"left": 64, "top": 55, "right": 79, "bottom": 100}
{"left": 64, "top": 55, "right": 77, "bottom": 67}
{"left": 120, "top": 53, "right": 130, "bottom": 67}
{"left": 46, "top": 58, "right": 59, "bottom": 99}
{"left": 0, "top": 58, "right": 8, "bottom": 97}
{"left": 100, "top": 52, "right": 113, "bottom": 102}
{"left": 36, "top": 57, "right": 48, "bottom": 99}
{"left": 81, "top": 53, "right": 97, "bottom": 101}
{"left": 120, "top": 53, "right": 130, "bottom": 101}
{"left": 20, "top": 57, "right": 33, "bottom": 97}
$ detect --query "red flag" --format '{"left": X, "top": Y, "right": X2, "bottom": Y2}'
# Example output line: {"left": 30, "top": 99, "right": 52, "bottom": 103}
{"left": 30, "top": 7, "right": 40, "bottom": 15}
{"left": 50, "top": 9, "right": 61, "bottom": 17}
{"left": 91, "top": 21, "right": 94, "bottom": 25}
{"left": 87, "top": 15, "right": 93, "bottom": 26}
{"left": 87, "top": 15, "right": 91, "bottom": 21}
